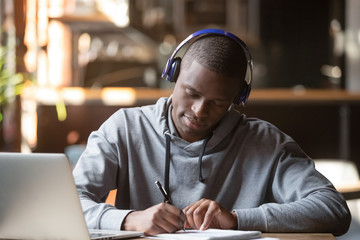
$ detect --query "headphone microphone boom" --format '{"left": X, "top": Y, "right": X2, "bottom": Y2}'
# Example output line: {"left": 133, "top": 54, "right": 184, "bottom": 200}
{"left": 161, "top": 29, "right": 253, "bottom": 106}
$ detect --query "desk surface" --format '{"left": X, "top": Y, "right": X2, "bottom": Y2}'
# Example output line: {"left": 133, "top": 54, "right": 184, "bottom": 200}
{"left": 261, "top": 233, "right": 335, "bottom": 240}
{"left": 134, "top": 233, "right": 335, "bottom": 240}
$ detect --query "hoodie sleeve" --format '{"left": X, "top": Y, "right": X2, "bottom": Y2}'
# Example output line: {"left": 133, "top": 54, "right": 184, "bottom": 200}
{"left": 72, "top": 112, "right": 132, "bottom": 230}
{"left": 233, "top": 142, "right": 351, "bottom": 236}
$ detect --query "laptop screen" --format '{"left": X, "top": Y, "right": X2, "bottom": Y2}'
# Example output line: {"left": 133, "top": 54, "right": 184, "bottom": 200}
{"left": 0, "top": 152, "right": 90, "bottom": 240}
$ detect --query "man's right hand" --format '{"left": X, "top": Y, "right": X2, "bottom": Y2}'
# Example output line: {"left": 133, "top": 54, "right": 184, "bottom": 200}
{"left": 122, "top": 203, "right": 186, "bottom": 235}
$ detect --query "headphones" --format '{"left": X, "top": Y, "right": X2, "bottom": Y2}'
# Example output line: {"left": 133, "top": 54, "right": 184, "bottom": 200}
{"left": 161, "top": 29, "right": 253, "bottom": 105}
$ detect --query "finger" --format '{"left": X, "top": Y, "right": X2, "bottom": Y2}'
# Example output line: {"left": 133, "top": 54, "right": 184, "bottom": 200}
{"left": 141, "top": 203, "right": 183, "bottom": 235}
{"left": 166, "top": 204, "right": 186, "bottom": 230}
{"left": 158, "top": 203, "right": 186, "bottom": 231}
{"left": 183, "top": 199, "right": 203, "bottom": 213}
{"left": 200, "top": 201, "right": 220, "bottom": 230}
{"left": 184, "top": 200, "right": 205, "bottom": 229}
{"left": 192, "top": 200, "right": 211, "bottom": 229}
{"left": 184, "top": 207, "right": 196, "bottom": 229}
{"left": 165, "top": 203, "right": 187, "bottom": 223}
{"left": 155, "top": 216, "right": 180, "bottom": 234}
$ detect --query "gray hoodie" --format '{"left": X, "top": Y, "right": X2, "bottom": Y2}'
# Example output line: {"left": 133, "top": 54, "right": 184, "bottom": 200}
{"left": 73, "top": 97, "right": 351, "bottom": 235}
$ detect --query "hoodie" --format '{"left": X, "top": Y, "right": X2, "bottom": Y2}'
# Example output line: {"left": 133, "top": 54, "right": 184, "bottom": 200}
{"left": 73, "top": 97, "right": 351, "bottom": 235}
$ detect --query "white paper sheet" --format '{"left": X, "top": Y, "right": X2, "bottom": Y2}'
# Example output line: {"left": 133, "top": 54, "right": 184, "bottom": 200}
{"left": 147, "top": 228, "right": 264, "bottom": 240}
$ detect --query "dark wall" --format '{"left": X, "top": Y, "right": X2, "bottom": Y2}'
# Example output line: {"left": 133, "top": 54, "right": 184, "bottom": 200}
{"left": 256, "top": 0, "right": 344, "bottom": 89}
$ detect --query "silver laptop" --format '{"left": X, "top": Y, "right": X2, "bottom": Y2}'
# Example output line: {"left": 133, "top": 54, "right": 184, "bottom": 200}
{"left": 0, "top": 152, "right": 143, "bottom": 240}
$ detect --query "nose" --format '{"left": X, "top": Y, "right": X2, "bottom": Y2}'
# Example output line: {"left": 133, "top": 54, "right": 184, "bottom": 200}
{"left": 191, "top": 99, "right": 208, "bottom": 118}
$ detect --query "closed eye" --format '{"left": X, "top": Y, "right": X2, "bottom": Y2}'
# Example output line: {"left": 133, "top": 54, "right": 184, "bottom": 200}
{"left": 185, "top": 88, "right": 200, "bottom": 98}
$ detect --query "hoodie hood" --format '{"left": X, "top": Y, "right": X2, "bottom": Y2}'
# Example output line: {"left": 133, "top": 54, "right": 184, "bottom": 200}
{"left": 142, "top": 96, "right": 244, "bottom": 193}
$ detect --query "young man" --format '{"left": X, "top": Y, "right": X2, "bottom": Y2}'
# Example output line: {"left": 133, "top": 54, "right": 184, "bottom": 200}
{"left": 73, "top": 29, "right": 351, "bottom": 236}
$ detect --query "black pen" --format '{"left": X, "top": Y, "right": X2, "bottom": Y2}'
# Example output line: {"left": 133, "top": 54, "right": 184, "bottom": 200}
{"left": 155, "top": 180, "right": 185, "bottom": 231}
{"left": 155, "top": 180, "right": 173, "bottom": 204}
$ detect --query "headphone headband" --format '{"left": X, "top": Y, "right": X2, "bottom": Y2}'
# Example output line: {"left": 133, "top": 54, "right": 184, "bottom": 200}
{"left": 162, "top": 29, "right": 253, "bottom": 105}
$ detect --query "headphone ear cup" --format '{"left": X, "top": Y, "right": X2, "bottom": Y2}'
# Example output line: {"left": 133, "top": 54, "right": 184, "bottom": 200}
{"left": 234, "top": 83, "right": 251, "bottom": 105}
{"left": 167, "top": 57, "right": 181, "bottom": 82}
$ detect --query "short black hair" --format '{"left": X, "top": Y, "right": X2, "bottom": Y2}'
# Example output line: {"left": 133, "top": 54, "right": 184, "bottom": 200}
{"left": 181, "top": 35, "right": 248, "bottom": 89}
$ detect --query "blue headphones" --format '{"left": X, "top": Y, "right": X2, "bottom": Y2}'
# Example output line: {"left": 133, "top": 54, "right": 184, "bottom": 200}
{"left": 161, "top": 29, "right": 253, "bottom": 105}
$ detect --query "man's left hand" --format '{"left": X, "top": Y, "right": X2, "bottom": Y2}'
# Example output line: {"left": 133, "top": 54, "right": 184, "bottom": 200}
{"left": 183, "top": 198, "right": 238, "bottom": 230}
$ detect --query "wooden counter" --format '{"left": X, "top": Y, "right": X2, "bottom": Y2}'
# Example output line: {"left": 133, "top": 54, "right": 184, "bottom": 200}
{"left": 28, "top": 87, "right": 360, "bottom": 106}
{"left": 261, "top": 233, "right": 336, "bottom": 240}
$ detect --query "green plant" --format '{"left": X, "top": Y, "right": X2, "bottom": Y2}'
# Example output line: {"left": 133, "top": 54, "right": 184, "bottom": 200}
{"left": 0, "top": 45, "right": 26, "bottom": 122}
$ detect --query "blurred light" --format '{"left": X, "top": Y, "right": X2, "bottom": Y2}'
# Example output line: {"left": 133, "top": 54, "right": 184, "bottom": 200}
{"left": 21, "top": 97, "right": 38, "bottom": 149}
{"left": 78, "top": 33, "right": 91, "bottom": 53}
{"left": 37, "top": 50, "right": 48, "bottom": 86}
{"left": 48, "top": 20, "right": 71, "bottom": 86}
{"left": 346, "top": 40, "right": 360, "bottom": 59}
{"left": 106, "top": 40, "right": 119, "bottom": 57}
{"left": 78, "top": 33, "right": 91, "bottom": 66}
{"left": 23, "top": 50, "right": 36, "bottom": 73}
{"left": 292, "top": 85, "right": 306, "bottom": 95}
{"left": 159, "top": 34, "right": 176, "bottom": 55}
{"left": 321, "top": 65, "right": 342, "bottom": 78}
{"left": 67, "top": 131, "right": 80, "bottom": 145}
{"left": 61, "top": 88, "right": 85, "bottom": 105}
{"left": 159, "top": 42, "right": 173, "bottom": 55}
{"left": 331, "top": 66, "right": 342, "bottom": 78}
{"left": 330, "top": 19, "right": 341, "bottom": 32}
{"left": 101, "top": 88, "right": 136, "bottom": 106}
{"left": 143, "top": 67, "right": 157, "bottom": 87}
{"left": 330, "top": 19, "right": 344, "bottom": 56}
{"left": 91, "top": 37, "right": 103, "bottom": 51}
{"left": 35, "top": 88, "right": 60, "bottom": 105}
{"left": 48, "top": 0, "right": 66, "bottom": 17}
{"left": 38, "top": 0, "right": 49, "bottom": 46}
{"left": 48, "top": 21, "right": 64, "bottom": 86}
{"left": 89, "top": 37, "right": 103, "bottom": 61}
{"left": 121, "top": 45, "right": 134, "bottom": 57}
{"left": 96, "top": 0, "right": 129, "bottom": 27}
{"left": 24, "top": 0, "right": 37, "bottom": 72}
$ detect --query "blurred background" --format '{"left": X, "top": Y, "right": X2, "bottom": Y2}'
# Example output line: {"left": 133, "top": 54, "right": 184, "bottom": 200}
{"left": 1, "top": 0, "right": 360, "bottom": 239}
{"left": 1, "top": 0, "right": 360, "bottom": 166}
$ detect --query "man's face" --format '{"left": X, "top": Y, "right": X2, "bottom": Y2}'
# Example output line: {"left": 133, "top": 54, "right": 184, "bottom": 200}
{"left": 171, "top": 60, "right": 239, "bottom": 143}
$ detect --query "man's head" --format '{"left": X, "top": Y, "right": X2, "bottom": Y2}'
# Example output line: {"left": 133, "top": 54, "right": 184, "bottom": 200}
{"left": 170, "top": 34, "right": 249, "bottom": 142}
{"left": 181, "top": 35, "right": 248, "bottom": 90}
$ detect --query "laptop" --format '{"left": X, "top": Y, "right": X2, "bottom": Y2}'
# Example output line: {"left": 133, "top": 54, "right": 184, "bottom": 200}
{"left": 0, "top": 152, "right": 143, "bottom": 240}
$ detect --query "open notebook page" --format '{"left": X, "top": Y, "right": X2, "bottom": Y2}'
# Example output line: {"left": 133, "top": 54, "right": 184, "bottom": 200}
{"left": 147, "top": 229, "right": 263, "bottom": 240}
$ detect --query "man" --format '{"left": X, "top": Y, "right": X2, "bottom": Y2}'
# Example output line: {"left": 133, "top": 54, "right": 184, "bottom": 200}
{"left": 73, "top": 29, "right": 351, "bottom": 236}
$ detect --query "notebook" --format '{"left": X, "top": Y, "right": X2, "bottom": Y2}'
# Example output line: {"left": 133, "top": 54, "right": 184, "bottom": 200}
{"left": 0, "top": 152, "right": 143, "bottom": 240}
{"left": 149, "top": 229, "right": 262, "bottom": 240}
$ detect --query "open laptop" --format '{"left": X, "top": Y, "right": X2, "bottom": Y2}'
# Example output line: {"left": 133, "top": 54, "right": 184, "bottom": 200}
{"left": 0, "top": 152, "right": 143, "bottom": 240}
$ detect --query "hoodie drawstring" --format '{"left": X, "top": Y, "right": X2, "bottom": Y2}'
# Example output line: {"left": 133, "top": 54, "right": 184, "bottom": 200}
{"left": 164, "top": 134, "right": 171, "bottom": 195}
{"left": 164, "top": 134, "right": 212, "bottom": 195}
{"left": 198, "top": 133, "right": 212, "bottom": 182}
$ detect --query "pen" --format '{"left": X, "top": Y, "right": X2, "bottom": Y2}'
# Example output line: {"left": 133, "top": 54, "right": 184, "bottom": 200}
{"left": 155, "top": 180, "right": 173, "bottom": 204}
{"left": 155, "top": 180, "right": 185, "bottom": 231}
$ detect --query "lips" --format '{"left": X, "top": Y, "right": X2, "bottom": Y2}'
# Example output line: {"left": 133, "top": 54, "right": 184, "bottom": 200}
{"left": 184, "top": 114, "right": 206, "bottom": 129}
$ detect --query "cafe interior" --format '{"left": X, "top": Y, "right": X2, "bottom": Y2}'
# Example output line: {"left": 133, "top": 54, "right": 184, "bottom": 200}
{"left": 1, "top": 0, "right": 360, "bottom": 239}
